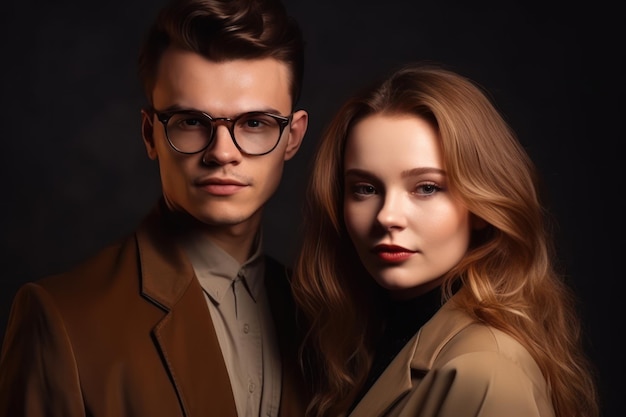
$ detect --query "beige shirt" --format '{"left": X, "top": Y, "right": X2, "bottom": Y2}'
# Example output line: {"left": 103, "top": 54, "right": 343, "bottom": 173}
{"left": 181, "top": 232, "right": 281, "bottom": 417}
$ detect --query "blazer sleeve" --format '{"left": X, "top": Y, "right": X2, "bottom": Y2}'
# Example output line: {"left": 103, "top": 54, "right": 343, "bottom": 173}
{"left": 416, "top": 350, "right": 555, "bottom": 417}
{"left": 0, "top": 283, "right": 85, "bottom": 417}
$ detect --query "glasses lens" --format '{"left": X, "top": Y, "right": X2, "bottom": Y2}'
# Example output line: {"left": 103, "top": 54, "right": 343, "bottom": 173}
{"left": 166, "top": 113, "right": 212, "bottom": 153}
{"left": 233, "top": 113, "right": 282, "bottom": 155}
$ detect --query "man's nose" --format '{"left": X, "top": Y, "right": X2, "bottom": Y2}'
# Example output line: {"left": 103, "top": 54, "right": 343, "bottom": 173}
{"left": 201, "top": 125, "right": 242, "bottom": 165}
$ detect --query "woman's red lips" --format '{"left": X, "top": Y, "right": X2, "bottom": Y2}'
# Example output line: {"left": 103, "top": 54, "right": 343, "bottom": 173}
{"left": 373, "top": 244, "right": 412, "bottom": 252}
{"left": 372, "top": 244, "right": 416, "bottom": 263}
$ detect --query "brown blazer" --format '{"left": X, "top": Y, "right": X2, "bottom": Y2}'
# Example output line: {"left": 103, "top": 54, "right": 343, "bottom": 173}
{"left": 348, "top": 294, "right": 556, "bottom": 417}
{"left": 0, "top": 202, "right": 306, "bottom": 417}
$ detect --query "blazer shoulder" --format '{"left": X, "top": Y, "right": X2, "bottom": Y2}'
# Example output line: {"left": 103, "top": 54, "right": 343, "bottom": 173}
{"left": 430, "top": 320, "right": 547, "bottom": 392}
{"left": 413, "top": 299, "right": 545, "bottom": 386}
{"left": 35, "top": 233, "right": 136, "bottom": 297}
{"left": 439, "top": 322, "right": 533, "bottom": 364}
{"left": 415, "top": 295, "right": 535, "bottom": 367}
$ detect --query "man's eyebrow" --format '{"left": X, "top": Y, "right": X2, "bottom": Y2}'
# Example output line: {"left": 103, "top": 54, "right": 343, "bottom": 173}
{"left": 152, "top": 106, "right": 286, "bottom": 117}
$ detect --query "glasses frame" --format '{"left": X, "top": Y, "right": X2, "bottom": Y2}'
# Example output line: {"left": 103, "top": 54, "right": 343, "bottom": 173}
{"left": 152, "top": 108, "right": 292, "bottom": 156}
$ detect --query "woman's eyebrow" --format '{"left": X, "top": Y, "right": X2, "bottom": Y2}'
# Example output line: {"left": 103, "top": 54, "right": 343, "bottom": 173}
{"left": 401, "top": 167, "right": 446, "bottom": 178}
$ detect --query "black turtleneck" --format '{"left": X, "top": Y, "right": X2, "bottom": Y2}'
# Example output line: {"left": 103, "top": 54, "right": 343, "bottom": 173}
{"left": 349, "top": 285, "right": 444, "bottom": 412}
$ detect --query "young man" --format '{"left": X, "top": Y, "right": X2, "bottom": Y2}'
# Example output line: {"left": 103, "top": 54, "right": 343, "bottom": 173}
{"left": 0, "top": 0, "right": 308, "bottom": 416}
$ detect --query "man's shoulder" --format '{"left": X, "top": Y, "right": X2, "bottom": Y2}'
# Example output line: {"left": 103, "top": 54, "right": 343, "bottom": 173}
{"left": 36, "top": 204, "right": 164, "bottom": 291}
{"left": 35, "top": 232, "right": 139, "bottom": 296}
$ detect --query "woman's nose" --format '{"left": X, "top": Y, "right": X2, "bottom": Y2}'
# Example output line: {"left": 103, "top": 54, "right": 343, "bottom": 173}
{"left": 376, "top": 193, "right": 407, "bottom": 231}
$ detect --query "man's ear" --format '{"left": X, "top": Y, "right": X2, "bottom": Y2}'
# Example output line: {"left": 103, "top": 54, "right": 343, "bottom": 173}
{"left": 283, "top": 109, "right": 308, "bottom": 161}
{"left": 141, "top": 109, "right": 158, "bottom": 160}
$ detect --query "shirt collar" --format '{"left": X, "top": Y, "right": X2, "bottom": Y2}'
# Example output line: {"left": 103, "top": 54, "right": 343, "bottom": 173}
{"left": 180, "top": 229, "right": 265, "bottom": 304}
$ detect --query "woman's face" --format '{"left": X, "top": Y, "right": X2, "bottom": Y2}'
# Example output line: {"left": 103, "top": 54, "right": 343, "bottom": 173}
{"left": 343, "top": 113, "right": 472, "bottom": 299}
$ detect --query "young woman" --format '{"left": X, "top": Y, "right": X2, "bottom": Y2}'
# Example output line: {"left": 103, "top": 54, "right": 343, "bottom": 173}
{"left": 291, "top": 63, "right": 599, "bottom": 417}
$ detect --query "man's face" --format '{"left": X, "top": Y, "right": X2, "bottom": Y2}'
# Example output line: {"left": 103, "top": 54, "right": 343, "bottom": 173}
{"left": 142, "top": 48, "right": 307, "bottom": 234}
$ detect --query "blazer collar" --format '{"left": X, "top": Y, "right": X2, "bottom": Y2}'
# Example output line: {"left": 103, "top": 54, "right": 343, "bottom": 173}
{"left": 136, "top": 200, "right": 196, "bottom": 310}
{"left": 136, "top": 201, "right": 238, "bottom": 417}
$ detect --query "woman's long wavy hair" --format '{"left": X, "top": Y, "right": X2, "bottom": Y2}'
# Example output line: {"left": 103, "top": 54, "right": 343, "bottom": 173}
{"left": 291, "top": 62, "right": 599, "bottom": 417}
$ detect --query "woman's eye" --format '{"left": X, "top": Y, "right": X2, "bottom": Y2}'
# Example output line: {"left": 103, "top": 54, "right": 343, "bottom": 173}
{"left": 415, "top": 183, "right": 441, "bottom": 196}
{"left": 353, "top": 184, "right": 377, "bottom": 195}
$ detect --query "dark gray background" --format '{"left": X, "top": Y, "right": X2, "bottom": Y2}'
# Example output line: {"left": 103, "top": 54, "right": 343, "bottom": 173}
{"left": 1, "top": 1, "right": 623, "bottom": 416}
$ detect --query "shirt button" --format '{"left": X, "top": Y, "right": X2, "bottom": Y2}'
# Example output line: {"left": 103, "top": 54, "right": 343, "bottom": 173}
{"left": 248, "top": 382, "right": 255, "bottom": 393}
{"left": 243, "top": 323, "right": 250, "bottom": 333}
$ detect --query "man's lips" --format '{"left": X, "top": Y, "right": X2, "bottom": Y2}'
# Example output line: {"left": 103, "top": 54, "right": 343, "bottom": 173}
{"left": 195, "top": 177, "right": 247, "bottom": 196}
{"left": 372, "top": 244, "right": 417, "bottom": 263}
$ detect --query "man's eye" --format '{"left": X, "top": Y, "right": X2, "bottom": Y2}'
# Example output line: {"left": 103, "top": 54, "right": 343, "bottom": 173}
{"left": 168, "top": 114, "right": 207, "bottom": 130}
{"left": 239, "top": 114, "right": 275, "bottom": 130}
{"left": 245, "top": 119, "right": 261, "bottom": 128}
{"left": 182, "top": 118, "right": 201, "bottom": 126}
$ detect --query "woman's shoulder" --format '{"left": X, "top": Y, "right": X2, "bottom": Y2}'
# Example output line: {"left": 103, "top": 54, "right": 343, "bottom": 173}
{"left": 416, "top": 302, "right": 546, "bottom": 389}
{"left": 439, "top": 321, "right": 537, "bottom": 368}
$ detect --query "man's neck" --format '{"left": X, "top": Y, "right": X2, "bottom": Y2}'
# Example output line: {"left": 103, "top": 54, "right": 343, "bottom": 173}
{"left": 198, "top": 225, "right": 259, "bottom": 265}
{"left": 160, "top": 198, "right": 262, "bottom": 264}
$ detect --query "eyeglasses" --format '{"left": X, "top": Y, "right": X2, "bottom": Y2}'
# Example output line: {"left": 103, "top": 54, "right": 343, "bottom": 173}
{"left": 152, "top": 109, "right": 292, "bottom": 156}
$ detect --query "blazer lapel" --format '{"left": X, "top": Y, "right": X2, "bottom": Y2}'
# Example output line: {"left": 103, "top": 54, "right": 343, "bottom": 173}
{"left": 409, "top": 294, "right": 475, "bottom": 371}
{"left": 349, "top": 335, "right": 419, "bottom": 417}
{"left": 349, "top": 293, "right": 475, "bottom": 417}
{"left": 137, "top": 204, "right": 238, "bottom": 417}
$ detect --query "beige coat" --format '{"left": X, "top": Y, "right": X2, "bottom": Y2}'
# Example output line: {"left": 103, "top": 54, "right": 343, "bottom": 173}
{"left": 348, "top": 296, "right": 555, "bottom": 417}
{"left": 0, "top": 203, "right": 306, "bottom": 417}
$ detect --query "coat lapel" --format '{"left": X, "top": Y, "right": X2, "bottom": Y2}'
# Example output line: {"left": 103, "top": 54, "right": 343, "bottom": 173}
{"left": 409, "top": 295, "right": 475, "bottom": 371}
{"left": 349, "top": 335, "right": 418, "bottom": 417}
{"left": 349, "top": 294, "right": 475, "bottom": 417}
{"left": 137, "top": 204, "right": 238, "bottom": 417}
